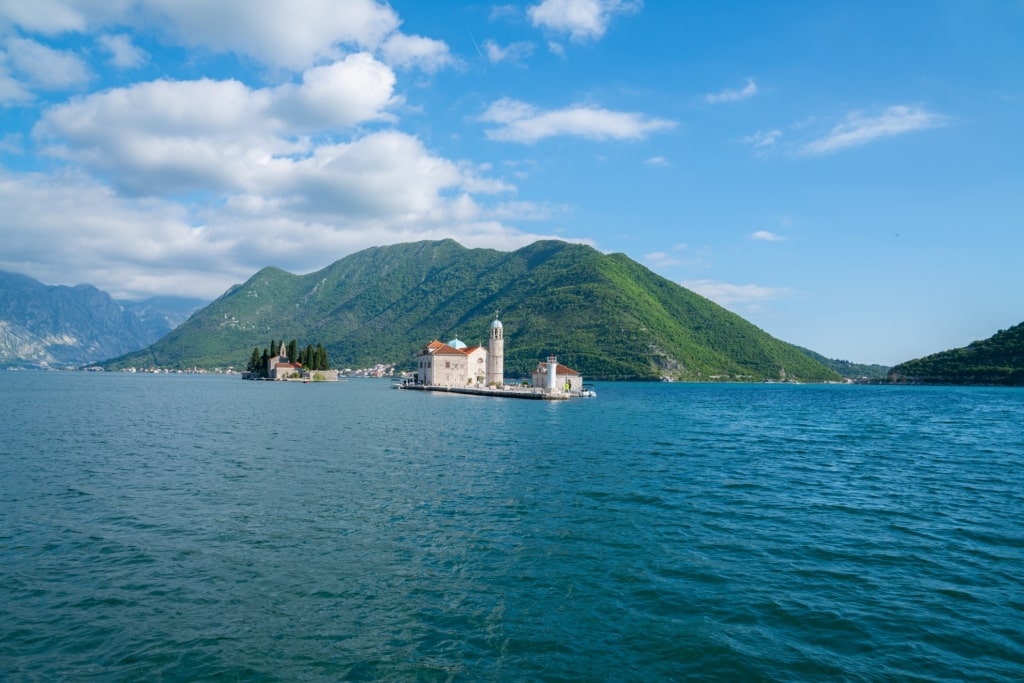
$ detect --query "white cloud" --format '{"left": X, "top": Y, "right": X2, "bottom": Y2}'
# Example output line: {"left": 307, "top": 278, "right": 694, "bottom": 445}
{"left": 644, "top": 243, "right": 687, "bottom": 268}
{"left": 799, "top": 105, "right": 946, "bottom": 156}
{"left": 5, "top": 37, "right": 91, "bottom": 90}
{"left": 683, "top": 279, "right": 791, "bottom": 306}
{"left": 0, "top": 132, "right": 24, "bottom": 154}
{"left": 480, "top": 97, "right": 675, "bottom": 143}
{"left": 645, "top": 156, "right": 669, "bottom": 166}
{"left": 705, "top": 78, "right": 758, "bottom": 104}
{"left": 751, "top": 230, "right": 784, "bottom": 241}
{"left": 33, "top": 56, "right": 402, "bottom": 194}
{"left": 381, "top": 33, "right": 455, "bottom": 73}
{"left": 0, "top": 0, "right": 93, "bottom": 34}
{"left": 268, "top": 53, "right": 399, "bottom": 129}
{"left": 0, "top": 60, "right": 33, "bottom": 104}
{"left": 528, "top": 0, "right": 642, "bottom": 42}
{"left": 139, "top": 0, "right": 400, "bottom": 70}
{"left": 742, "top": 128, "right": 782, "bottom": 153}
{"left": 97, "top": 33, "right": 147, "bottom": 69}
{"left": 0, "top": 168, "right": 241, "bottom": 299}
{"left": 1, "top": 0, "right": 443, "bottom": 73}
{"left": 0, "top": 151, "right": 563, "bottom": 300}
{"left": 483, "top": 39, "right": 534, "bottom": 64}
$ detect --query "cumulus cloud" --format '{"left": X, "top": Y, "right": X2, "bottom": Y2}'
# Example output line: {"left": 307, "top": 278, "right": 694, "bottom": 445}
{"left": 33, "top": 55, "right": 403, "bottom": 195}
{"left": 480, "top": 97, "right": 675, "bottom": 143}
{"left": 268, "top": 53, "right": 400, "bottom": 129}
{"left": 483, "top": 39, "right": 534, "bottom": 64}
{"left": 645, "top": 156, "right": 669, "bottom": 166}
{"left": 0, "top": 60, "right": 33, "bottom": 104}
{"left": 528, "top": 0, "right": 643, "bottom": 42}
{"left": 1, "top": 144, "right": 561, "bottom": 300}
{"left": 751, "top": 230, "right": 784, "bottom": 241}
{"left": 0, "top": 0, "right": 92, "bottom": 34}
{"left": 381, "top": 33, "right": 455, "bottom": 72}
{"left": 2, "top": 0, "right": 453, "bottom": 74}
{"left": 16, "top": 56, "right": 565, "bottom": 298}
{"left": 5, "top": 37, "right": 91, "bottom": 90}
{"left": 683, "top": 279, "right": 791, "bottom": 306}
{"left": 799, "top": 105, "right": 946, "bottom": 156}
{"left": 139, "top": 0, "right": 400, "bottom": 70}
{"left": 704, "top": 78, "right": 758, "bottom": 104}
{"left": 96, "top": 33, "right": 147, "bottom": 68}
{"left": 0, "top": 168, "right": 241, "bottom": 299}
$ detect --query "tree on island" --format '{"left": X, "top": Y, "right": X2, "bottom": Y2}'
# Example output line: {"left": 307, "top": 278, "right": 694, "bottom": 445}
{"left": 247, "top": 347, "right": 262, "bottom": 374}
{"left": 246, "top": 338, "right": 332, "bottom": 377}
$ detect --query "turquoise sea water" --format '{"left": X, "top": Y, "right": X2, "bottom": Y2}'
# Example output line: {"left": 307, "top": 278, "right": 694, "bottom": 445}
{"left": 2, "top": 372, "right": 1023, "bottom": 681}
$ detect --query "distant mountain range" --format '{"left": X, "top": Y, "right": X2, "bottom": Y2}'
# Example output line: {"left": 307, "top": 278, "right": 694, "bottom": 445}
{"left": 888, "top": 322, "right": 1024, "bottom": 386}
{"left": 103, "top": 239, "right": 844, "bottom": 382}
{"left": 11, "top": 242, "right": 1020, "bottom": 384}
{"left": 0, "top": 270, "right": 205, "bottom": 369}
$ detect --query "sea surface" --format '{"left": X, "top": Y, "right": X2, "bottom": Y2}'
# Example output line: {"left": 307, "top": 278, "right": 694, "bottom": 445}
{"left": 2, "top": 372, "right": 1022, "bottom": 682}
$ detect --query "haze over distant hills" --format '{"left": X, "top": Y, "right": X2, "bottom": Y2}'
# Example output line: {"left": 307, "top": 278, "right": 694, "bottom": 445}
{"left": 0, "top": 270, "right": 204, "bottom": 369}
{"left": 104, "top": 240, "right": 843, "bottom": 382}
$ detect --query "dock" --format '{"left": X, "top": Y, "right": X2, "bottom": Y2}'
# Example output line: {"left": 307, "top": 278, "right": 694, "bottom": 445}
{"left": 396, "top": 384, "right": 570, "bottom": 400}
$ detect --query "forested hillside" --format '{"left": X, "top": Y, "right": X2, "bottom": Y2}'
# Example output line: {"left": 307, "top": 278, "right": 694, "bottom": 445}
{"left": 104, "top": 240, "right": 840, "bottom": 382}
{"left": 888, "top": 322, "right": 1024, "bottom": 385}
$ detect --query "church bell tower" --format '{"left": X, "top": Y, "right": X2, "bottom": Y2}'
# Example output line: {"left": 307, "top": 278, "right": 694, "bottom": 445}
{"left": 486, "top": 315, "right": 504, "bottom": 387}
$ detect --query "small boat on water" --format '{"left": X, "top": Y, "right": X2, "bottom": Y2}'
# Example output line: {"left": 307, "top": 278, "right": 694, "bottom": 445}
{"left": 574, "top": 384, "right": 597, "bottom": 398}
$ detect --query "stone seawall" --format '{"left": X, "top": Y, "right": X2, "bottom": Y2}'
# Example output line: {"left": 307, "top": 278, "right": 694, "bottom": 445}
{"left": 397, "top": 384, "right": 570, "bottom": 400}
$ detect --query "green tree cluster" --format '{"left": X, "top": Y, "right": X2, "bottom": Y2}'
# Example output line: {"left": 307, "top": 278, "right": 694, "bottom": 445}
{"left": 244, "top": 337, "right": 331, "bottom": 377}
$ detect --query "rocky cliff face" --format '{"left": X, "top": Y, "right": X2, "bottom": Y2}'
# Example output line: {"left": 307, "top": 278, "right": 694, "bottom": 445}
{"left": 0, "top": 271, "right": 203, "bottom": 368}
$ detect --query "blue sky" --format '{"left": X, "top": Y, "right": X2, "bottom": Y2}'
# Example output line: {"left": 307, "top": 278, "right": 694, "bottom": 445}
{"left": 0, "top": 0, "right": 1020, "bottom": 365}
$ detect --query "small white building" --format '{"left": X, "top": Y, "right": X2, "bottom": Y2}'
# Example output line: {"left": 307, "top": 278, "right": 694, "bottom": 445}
{"left": 531, "top": 356, "right": 582, "bottom": 393}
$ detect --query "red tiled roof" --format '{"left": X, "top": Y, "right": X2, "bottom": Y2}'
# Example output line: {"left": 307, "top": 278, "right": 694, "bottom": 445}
{"left": 534, "top": 362, "right": 579, "bottom": 376}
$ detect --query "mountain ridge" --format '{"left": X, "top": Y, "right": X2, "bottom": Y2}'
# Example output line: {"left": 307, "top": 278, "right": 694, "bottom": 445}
{"left": 103, "top": 240, "right": 841, "bottom": 382}
{"left": 0, "top": 270, "right": 205, "bottom": 368}
{"left": 888, "top": 322, "right": 1024, "bottom": 385}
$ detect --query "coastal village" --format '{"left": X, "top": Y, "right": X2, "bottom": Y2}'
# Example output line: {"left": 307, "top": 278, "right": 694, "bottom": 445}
{"left": 398, "top": 315, "right": 593, "bottom": 400}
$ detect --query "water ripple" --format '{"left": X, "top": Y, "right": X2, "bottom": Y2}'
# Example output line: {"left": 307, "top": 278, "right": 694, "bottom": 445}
{"left": 2, "top": 375, "right": 1023, "bottom": 680}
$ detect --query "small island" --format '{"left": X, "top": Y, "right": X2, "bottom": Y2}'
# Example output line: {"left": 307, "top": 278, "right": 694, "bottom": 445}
{"left": 397, "top": 315, "right": 593, "bottom": 400}
{"left": 242, "top": 339, "right": 339, "bottom": 381}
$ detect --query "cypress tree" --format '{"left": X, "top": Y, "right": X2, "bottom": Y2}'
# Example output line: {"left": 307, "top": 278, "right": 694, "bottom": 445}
{"left": 287, "top": 339, "right": 298, "bottom": 362}
{"left": 248, "top": 347, "right": 261, "bottom": 372}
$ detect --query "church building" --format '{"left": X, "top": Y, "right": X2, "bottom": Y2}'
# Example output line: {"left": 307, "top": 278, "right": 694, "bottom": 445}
{"left": 416, "top": 316, "right": 504, "bottom": 388}
{"left": 267, "top": 342, "right": 303, "bottom": 380}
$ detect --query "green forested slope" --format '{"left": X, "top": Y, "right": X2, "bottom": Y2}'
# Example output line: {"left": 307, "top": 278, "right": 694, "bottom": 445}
{"left": 104, "top": 239, "right": 840, "bottom": 381}
{"left": 797, "top": 347, "right": 890, "bottom": 380}
{"left": 888, "top": 322, "right": 1024, "bottom": 385}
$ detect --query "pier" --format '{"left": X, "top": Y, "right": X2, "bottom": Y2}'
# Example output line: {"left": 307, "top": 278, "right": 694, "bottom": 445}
{"left": 396, "top": 383, "right": 570, "bottom": 400}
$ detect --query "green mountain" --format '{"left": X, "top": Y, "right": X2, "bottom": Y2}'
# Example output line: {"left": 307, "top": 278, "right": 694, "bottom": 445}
{"left": 888, "top": 322, "right": 1024, "bottom": 385}
{"left": 103, "top": 240, "right": 840, "bottom": 382}
{"left": 796, "top": 346, "right": 890, "bottom": 381}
